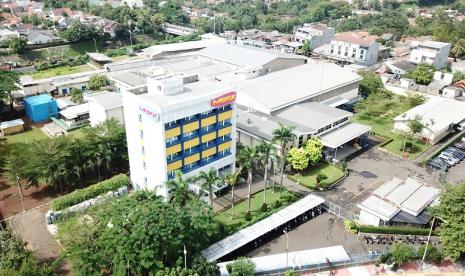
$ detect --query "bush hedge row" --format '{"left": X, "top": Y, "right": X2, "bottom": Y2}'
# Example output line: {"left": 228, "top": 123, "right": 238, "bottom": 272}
{"left": 358, "top": 225, "right": 438, "bottom": 236}
{"left": 52, "top": 174, "right": 130, "bottom": 211}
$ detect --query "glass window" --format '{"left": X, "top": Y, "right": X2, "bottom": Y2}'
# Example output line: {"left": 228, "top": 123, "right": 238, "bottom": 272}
{"left": 166, "top": 136, "right": 179, "bottom": 144}
{"left": 183, "top": 130, "right": 197, "bottom": 139}
{"left": 143, "top": 162, "right": 146, "bottom": 170}
{"left": 140, "top": 130, "right": 144, "bottom": 139}
{"left": 138, "top": 114, "right": 142, "bottom": 122}
{"left": 141, "top": 146, "right": 145, "bottom": 155}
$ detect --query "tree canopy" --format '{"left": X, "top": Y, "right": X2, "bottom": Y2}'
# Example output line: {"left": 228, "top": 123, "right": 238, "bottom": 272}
{"left": 60, "top": 21, "right": 103, "bottom": 42}
{"left": 358, "top": 71, "right": 384, "bottom": 98}
{"left": 58, "top": 191, "right": 220, "bottom": 275}
{"left": 405, "top": 64, "right": 435, "bottom": 85}
{"left": 88, "top": 75, "right": 108, "bottom": 91}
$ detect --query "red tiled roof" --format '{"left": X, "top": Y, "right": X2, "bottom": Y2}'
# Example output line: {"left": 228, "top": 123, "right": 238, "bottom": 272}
{"left": 334, "top": 31, "right": 378, "bottom": 46}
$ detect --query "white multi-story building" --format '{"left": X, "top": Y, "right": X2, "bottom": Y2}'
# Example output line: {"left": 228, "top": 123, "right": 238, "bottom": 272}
{"left": 324, "top": 32, "right": 380, "bottom": 67}
{"left": 409, "top": 41, "right": 451, "bottom": 69}
{"left": 122, "top": 0, "right": 144, "bottom": 8}
{"left": 123, "top": 74, "right": 236, "bottom": 198}
{"left": 294, "top": 23, "right": 335, "bottom": 50}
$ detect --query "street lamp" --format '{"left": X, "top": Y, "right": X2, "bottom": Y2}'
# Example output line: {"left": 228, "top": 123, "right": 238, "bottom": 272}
{"left": 283, "top": 229, "right": 289, "bottom": 270}
{"left": 183, "top": 245, "right": 187, "bottom": 269}
{"left": 16, "top": 176, "right": 25, "bottom": 213}
{"left": 128, "top": 19, "right": 133, "bottom": 47}
{"left": 92, "top": 37, "right": 98, "bottom": 53}
{"left": 96, "top": 153, "right": 101, "bottom": 181}
{"left": 420, "top": 217, "right": 447, "bottom": 271}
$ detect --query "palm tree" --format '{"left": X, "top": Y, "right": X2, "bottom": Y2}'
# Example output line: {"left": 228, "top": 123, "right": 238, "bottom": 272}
{"left": 272, "top": 124, "right": 297, "bottom": 191}
{"left": 238, "top": 146, "right": 257, "bottom": 212}
{"left": 166, "top": 170, "right": 195, "bottom": 207}
{"left": 197, "top": 168, "right": 220, "bottom": 207}
{"left": 256, "top": 139, "right": 277, "bottom": 204}
{"left": 223, "top": 166, "right": 242, "bottom": 220}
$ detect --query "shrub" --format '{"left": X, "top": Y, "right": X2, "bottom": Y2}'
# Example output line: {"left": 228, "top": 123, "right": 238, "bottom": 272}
{"left": 391, "top": 243, "right": 416, "bottom": 265}
{"left": 273, "top": 200, "right": 282, "bottom": 209}
{"left": 260, "top": 203, "right": 268, "bottom": 212}
{"left": 358, "top": 225, "right": 437, "bottom": 236}
{"left": 52, "top": 174, "right": 129, "bottom": 211}
{"left": 417, "top": 244, "right": 442, "bottom": 263}
{"left": 244, "top": 211, "right": 252, "bottom": 221}
{"left": 380, "top": 252, "right": 393, "bottom": 264}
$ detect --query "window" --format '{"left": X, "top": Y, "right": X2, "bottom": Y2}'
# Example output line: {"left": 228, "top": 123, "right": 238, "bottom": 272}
{"left": 218, "top": 148, "right": 231, "bottom": 156}
{"left": 141, "top": 146, "right": 145, "bottom": 155}
{"left": 62, "top": 88, "right": 68, "bottom": 95}
{"left": 218, "top": 118, "right": 231, "bottom": 127}
{"left": 184, "top": 146, "right": 198, "bottom": 155}
{"left": 201, "top": 110, "right": 212, "bottom": 116}
{"left": 183, "top": 130, "right": 197, "bottom": 139}
{"left": 202, "top": 140, "right": 214, "bottom": 148}
{"left": 184, "top": 161, "right": 199, "bottom": 170}
{"left": 138, "top": 114, "right": 142, "bottom": 122}
{"left": 144, "top": 177, "right": 148, "bottom": 185}
{"left": 201, "top": 124, "right": 214, "bottom": 133}
{"left": 218, "top": 133, "right": 231, "bottom": 142}
{"left": 202, "top": 156, "right": 213, "bottom": 164}
{"left": 167, "top": 152, "right": 180, "bottom": 162}
{"left": 166, "top": 120, "right": 178, "bottom": 128}
{"left": 166, "top": 135, "right": 179, "bottom": 144}
{"left": 168, "top": 171, "right": 176, "bottom": 178}
{"left": 143, "top": 162, "right": 146, "bottom": 170}
{"left": 81, "top": 86, "right": 87, "bottom": 91}
{"left": 218, "top": 105, "right": 230, "bottom": 112}
{"left": 140, "top": 130, "right": 144, "bottom": 139}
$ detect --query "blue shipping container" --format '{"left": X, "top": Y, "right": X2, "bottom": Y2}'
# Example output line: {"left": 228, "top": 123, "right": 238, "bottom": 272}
{"left": 24, "top": 94, "right": 59, "bottom": 123}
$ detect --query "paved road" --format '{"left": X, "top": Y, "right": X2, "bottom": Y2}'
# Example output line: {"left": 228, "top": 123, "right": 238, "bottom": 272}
{"left": 10, "top": 205, "right": 62, "bottom": 262}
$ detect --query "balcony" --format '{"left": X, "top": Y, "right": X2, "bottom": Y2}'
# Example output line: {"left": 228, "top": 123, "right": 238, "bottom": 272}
{"left": 183, "top": 146, "right": 200, "bottom": 157}
{"left": 182, "top": 162, "right": 201, "bottom": 174}
{"left": 200, "top": 141, "right": 217, "bottom": 151}
{"left": 217, "top": 121, "right": 232, "bottom": 130}
{"left": 165, "top": 121, "right": 180, "bottom": 130}
{"left": 167, "top": 154, "right": 182, "bottom": 164}
{"left": 166, "top": 137, "right": 181, "bottom": 147}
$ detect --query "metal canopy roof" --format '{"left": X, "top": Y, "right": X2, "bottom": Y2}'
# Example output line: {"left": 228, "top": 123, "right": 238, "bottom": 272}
{"left": 218, "top": 245, "right": 350, "bottom": 275}
{"left": 202, "top": 195, "right": 325, "bottom": 262}
{"left": 319, "top": 122, "right": 371, "bottom": 148}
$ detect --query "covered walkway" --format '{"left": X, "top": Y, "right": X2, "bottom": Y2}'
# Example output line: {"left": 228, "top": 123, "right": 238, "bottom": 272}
{"left": 202, "top": 194, "right": 325, "bottom": 262}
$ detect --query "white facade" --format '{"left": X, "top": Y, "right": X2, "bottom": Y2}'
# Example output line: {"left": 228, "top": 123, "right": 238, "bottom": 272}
{"left": 324, "top": 32, "right": 379, "bottom": 67}
{"left": 409, "top": 41, "right": 451, "bottom": 69}
{"left": 0, "top": 27, "right": 20, "bottom": 41}
{"left": 294, "top": 24, "right": 335, "bottom": 50}
{"left": 123, "top": 75, "right": 236, "bottom": 198}
{"left": 86, "top": 92, "right": 124, "bottom": 127}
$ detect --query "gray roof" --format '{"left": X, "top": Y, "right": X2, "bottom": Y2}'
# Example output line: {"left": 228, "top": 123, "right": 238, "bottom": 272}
{"left": 110, "top": 71, "right": 148, "bottom": 87}
{"left": 276, "top": 102, "right": 352, "bottom": 132}
{"left": 390, "top": 61, "right": 417, "bottom": 72}
{"left": 27, "top": 31, "right": 60, "bottom": 44}
{"left": 87, "top": 91, "right": 122, "bottom": 110}
{"left": 198, "top": 43, "right": 306, "bottom": 68}
{"left": 236, "top": 62, "right": 361, "bottom": 113}
{"left": 419, "top": 40, "right": 450, "bottom": 49}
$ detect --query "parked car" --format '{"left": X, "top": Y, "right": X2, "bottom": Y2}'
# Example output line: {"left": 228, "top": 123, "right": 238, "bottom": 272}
{"left": 454, "top": 143, "right": 465, "bottom": 150}
{"left": 437, "top": 155, "right": 457, "bottom": 166}
{"left": 440, "top": 152, "right": 461, "bottom": 163}
{"left": 429, "top": 160, "right": 448, "bottom": 171}
{"left": 443, "top": 149, "right": 464, "bottom": 160}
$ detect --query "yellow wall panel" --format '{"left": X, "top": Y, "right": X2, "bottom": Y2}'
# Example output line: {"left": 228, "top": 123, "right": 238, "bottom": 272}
{"left": 201, "top": 116, "right": 216, "bottom": 127}
{"left": 183, "top": 137, "right": 199, "bottom": 149}
{"left": 218, "top": 126, "right": 232, "bottom": 137}
{"left": 165, "top": 127, "right": 181, "bottom": 139}
{"left": 184, "top": 153, "right": 200, "bottom": 165}
{"left": 166, "top": 144, "right": 181, "bottom": 155}
{"left": 167, "top": 160, "right": 182, "bottom": 171}
{"left": 218, "top": 141, "right": 232, "bottom": 152}
{"left": 183, "top": 121, "right": 200, "bottom": 132}
{"left": 202, "top": 147, "right": 217, "bottom": 158}
{"left": 202, "top": 132, "right": 217, "bottom": 142}
{"left": 218, "top": 110, "right": 233, "bottom": 121}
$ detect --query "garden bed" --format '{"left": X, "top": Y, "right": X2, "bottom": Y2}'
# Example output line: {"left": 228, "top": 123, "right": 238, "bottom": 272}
{"left": 288, "top": 163, "right": 346, "bottom": 189}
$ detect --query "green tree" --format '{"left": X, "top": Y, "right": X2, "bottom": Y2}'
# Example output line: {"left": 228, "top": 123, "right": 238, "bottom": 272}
{"left": 432, "top": 182, "right": 465, "bottom": 261}
{"left": 451, "top": 39, "right": 465, "bottom": 61}
{"left": 417, "top": 244, "right": 442, "bottom": 263}
{"left": 405, "top": 64, "right": 435, "bottom": 85}
{"left": 316, "top": 173, "right": 327, "bottom": 189}
{"left": 2, "top": 145, "right": 40, "bottom": 195}
{"left": 256, "top": 139, "right": 277, "bottom": 203}
{"left": 226, "top": 257, "right": 255, "bottom": 276}
{"left": 358, "top": 71, "right": 384, "bottom": 98}
{"left": 453, "top": 70, "right": 465, "bottom": 83}
{"left": 198, "top": 168, "right": 220, "bottom": 207}
{"left": 58, "top": 191, "right": 217, "bottom": 275}
{"left": 166, "top": 170, "right": 196, "bottom": 207}
{"left": 272, "top": 124, "right": 297, "bottom": 189}
{"left": 0, "top": 69, "right": 19, "bottom": 108}
{"left": 390, "top": 243, "right": 416, "bottom": 265}
{"left": 287, "top": 147, "right": 310, "bottom": 171}
{"left": 9, "top": 37, "right": 27, "bottom": 54}
{"left": 298, "top": 41, "right": 311, "bottom": 56}
{"left": 61, "top": 21, "right": 103, "bottom": 42}
{"left": 238, "top": 146, "right": 257, "bottom": 212}
{"left": 407, "top": 115, "right": 425, "bottom": 139}
{"left": 69, "top": 88, "right": 83, "bottom": 104}
{"left": 87, "top": 75, "right": 108, "bottom": 91}
{"left": 304, "top": 138, "right": 323, "bottom": 166}
{"left": 223, "top": 166, "right": 242, "bottom": 220}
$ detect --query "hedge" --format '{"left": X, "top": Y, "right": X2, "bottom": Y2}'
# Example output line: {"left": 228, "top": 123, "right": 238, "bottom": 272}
{"left": 358, "top": 225, "right": 438, "bottom": 236}
{"left": 52, "top": 174, "right": 130, "bottom": 211}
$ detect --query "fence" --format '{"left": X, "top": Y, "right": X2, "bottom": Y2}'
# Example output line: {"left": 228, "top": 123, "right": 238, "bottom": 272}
{"left": 261, "top": 251, "right": 386, "bottom": 275}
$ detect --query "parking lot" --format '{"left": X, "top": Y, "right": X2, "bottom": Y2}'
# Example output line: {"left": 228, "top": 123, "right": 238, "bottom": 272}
{"left": 314, "top": 137, "right": 445, "bottom": 219}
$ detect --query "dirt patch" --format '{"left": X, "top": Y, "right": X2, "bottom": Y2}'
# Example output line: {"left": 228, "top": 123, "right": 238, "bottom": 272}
{"left": 0, "top": 177, "right": 66, "bottom": 220}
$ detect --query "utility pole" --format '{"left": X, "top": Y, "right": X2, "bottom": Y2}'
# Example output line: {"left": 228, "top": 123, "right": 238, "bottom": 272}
{"left": 16, "top": 176, "right": 25, "bottom": 213}
{"left": 421, "top": 217, "right": 436, "bottom": 271}
{"left": 183, "top": 245, "right": 187, "bottom": 269}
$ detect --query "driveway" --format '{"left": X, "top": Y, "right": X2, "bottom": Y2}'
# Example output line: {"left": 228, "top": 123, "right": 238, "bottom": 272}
{"left": 10, "top": 205, "right": 62, "bottom": 262}
{"left": 313, "top": 138, "right": 443, "bottom": 219}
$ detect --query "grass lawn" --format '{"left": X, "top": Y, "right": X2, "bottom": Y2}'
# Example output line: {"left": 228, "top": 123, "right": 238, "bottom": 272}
{"left": 30, "top": 64, "right": 94, "bottom": 79}
{"left": 352, "top": 94, "right": 432, "bottom": 160}
{"left": 288, "top": 163, "right": 346, "bottom": 189}
{"left": 214, "top": 188, "right": 297, "bottom": 228}
{"left": 5, "top": 126, "right": 47, "bottom": 144}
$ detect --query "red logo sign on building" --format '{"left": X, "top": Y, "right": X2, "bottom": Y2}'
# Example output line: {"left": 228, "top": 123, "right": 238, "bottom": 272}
{"left": 210, "top": 92, "right": 236, "bottom": 107}
{"left": 139, "top": 106, "right": 160, "bottom": 121}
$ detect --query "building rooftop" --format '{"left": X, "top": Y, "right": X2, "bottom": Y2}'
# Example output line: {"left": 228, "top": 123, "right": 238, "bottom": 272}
{"left": 87, "top": 52, "right": 113, "bottom": 63}
{"left": 24, "top": 94, "right": 54, "bottom": 105}
{"left": 86, "top": 91, "right": 122, "bottom": 110}
{"left": 0, "top": 119, "right": 24, "bottom": 130}
{"left": 334, "top": 31, "right": 378, "bottom": 47}
{"left": 418, "top": 40, "right": 451, "bottom": 49}
{"left": 235, "top": 61, "right": 361, "bottom": 113}
{"left": 60, "top": 103, "right": 89, "bottom": 119}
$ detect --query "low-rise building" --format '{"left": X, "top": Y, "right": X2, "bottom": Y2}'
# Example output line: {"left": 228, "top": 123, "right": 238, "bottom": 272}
{"left": 0, "top": 26, "right": 19, "bottom": 41}
{"left": 358, "top": 177, "right": 440, "bottom": 226}
{"left": 293, "top": 23, "right": 335, "bottom": 50}
{"left": 86, "top": 91, "right": 124, "bottom": 127}
{"left": 394, "top": 97, "right": 465, "bottom": 144}
{"left": 26, "top": 30, "right": 62, "bottom": 45}
{"left": 0, "top": 119, "right": 25, "bottom": 136}
{"left": 322, "top": 31, "right": 380, "bottom": 67}
{"left": 409, "top": 40, "right": 451, "bottom": 69}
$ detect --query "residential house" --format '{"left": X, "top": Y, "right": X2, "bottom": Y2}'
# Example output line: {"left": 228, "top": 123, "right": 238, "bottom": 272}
{"left": 26, "top": 30, "right": 61, "bottom": 45}
{"left": 86, "top": 91, "right": 124, "bottom": 126}
{"left": 0, "top": 26, "right": 19, "bottom": 41}
{"left": 386, "top": 60, "right": 417, "bottom": 76}
{"left": 50, "top": 8, "right": 73, "bottom": 20}
{"left": 409, "top": 40, "right": 451, "bottom": 69}
{"left": 322, "top": 31, "right": 380, "bottom": 67}
{"left": 294, "top": 23, "right": 335, "bottom": 50}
